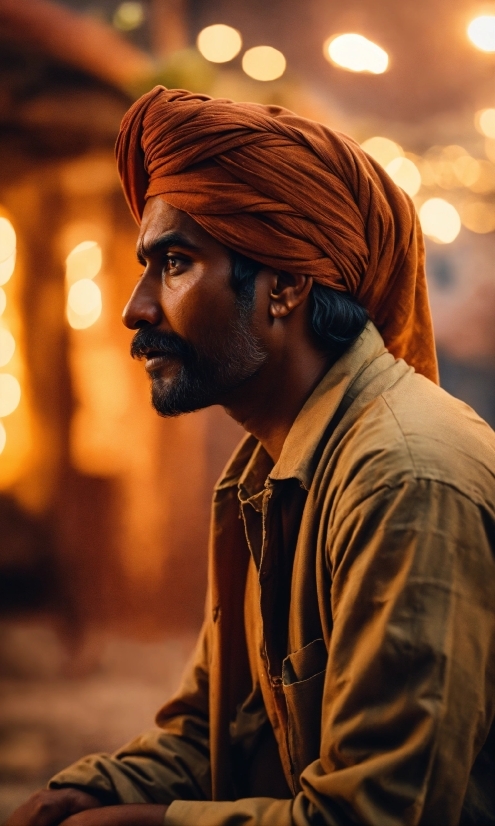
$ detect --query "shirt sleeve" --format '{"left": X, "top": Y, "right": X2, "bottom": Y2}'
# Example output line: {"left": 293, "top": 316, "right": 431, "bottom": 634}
{"left": 48, "top": 622, "right": 212, "bottom": 806}
{"left": 165, "top": 476, "right": 494, "bottom": 825}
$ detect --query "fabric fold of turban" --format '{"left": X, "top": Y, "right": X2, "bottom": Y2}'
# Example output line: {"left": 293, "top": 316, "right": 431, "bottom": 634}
{"left": 116, "top": 85, "right": 438, "bottom": 382}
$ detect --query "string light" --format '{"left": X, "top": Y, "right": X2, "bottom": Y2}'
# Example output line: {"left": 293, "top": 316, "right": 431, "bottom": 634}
{"left": 196, "top": 24, "right": 242, "bottom": 63}
{"left": 113, "top": 2, "right": 144, "bottom": 31}
{"left": 242, "top": 46, "right": 286, "bottom": 81}
{"left": 0, "top": 329, "right": 15, "bottom": 367}
{"left": 0, "top": 288, "right": 6, "bottom": 316}
{"left": 66, "top": 241, "right": 102, "bottom": 284}
{"left": 419, "top": 198, "right": 461, "bottom": 244}
{"left": 361, "top": 137, "right": 403, "bottom": 168}
{"left": 467, "top": 15, "right": 495, "bottom": 52}
{"left": 385, "top": 157, "right": 422, "bottom": 196}
{"left": 0, "top": 373, "right": 21, "bottom": 417}
{"left": 324, "top": 33, "right": 388, "bottom": 74}
{"left": 475, "top": 108, "right": 495, "bottom": 139}
{"left": 0, "top": 421, "right": 5, "bottom": 455}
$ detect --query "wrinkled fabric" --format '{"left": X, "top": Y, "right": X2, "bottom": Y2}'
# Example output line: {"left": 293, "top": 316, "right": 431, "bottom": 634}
{"left": 115, "top": 87, "right": 438, "bottom": 382}
{"left": 50, "top": 322, "right": 495, "bottom": 826}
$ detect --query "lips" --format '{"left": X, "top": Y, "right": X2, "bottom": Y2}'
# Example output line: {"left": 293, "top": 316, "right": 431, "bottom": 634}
{"left": 144, "top": 351, "right": 180, "bottom": 374}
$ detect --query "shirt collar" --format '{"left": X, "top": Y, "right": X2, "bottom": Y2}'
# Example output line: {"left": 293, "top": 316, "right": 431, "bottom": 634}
{"left": 269, "top": 321, "right": 388, "bottom": 490}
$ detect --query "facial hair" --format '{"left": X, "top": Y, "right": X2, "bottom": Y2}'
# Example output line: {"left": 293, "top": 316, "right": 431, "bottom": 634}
{"left": 130, "top": 309, "right": 267, "bottom": 417}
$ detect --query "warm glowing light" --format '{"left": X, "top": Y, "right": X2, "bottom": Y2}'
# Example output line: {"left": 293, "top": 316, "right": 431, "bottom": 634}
{"left": 475, "top": 108, "right": 495, "bottom": 139}
{"left": 385, "top": 157, "right": 422, "bottom": 196}
{"left": 0, "top": 373, "right": 21, "bottom": 417}
{"left": 485, "top": 139, "right": 495, "bottom": 164}
{"left": 467, "top": 15, "right": 495, "bottom": 52}
{"left": 196, "top": 24, "right": 242, "bottom": 63}
{"left": 325, "top": 33, "right": 388, "bottom": 73}
{"left": 66, "top": 241, "right": 102, "bottom": 284}
{"left": 361, "top": 136, "right": 403, "bottom": 168}
{"left": 113, "top": 2, "right": 144, "bottom": 31}
{"left": 460, "top": 201, "right": 495, "bottom": 233}
{"left": 468, "top": 160, "right": 495, "bottom": 193}
{"left": 0, "top": 253, "right": 14, "bottom": 287}
{"left": 242, "top": 46, "right": 286, "bottom": 81}
{"left": 452, "top": 154, "right": 480, "bottom": 187}
{"left": 0, "top": 289, "right": 5, "bottom": 316}
{"left": 0, "top": 217, "right": 16, "bottom": 263}
{"left": 68, "top": 279, "right": 102, "bottom": 315}
{"left": 0, "top": 329, "right": 15, "bottom": 367}
{"left": 0, "top": 420, "right": 5, "bottom": 454}
{"left": 67, "top": 280, "right": 102, "bottom": 329}
{"left": 419, "top": 198, "right": 461, "bottom": 244}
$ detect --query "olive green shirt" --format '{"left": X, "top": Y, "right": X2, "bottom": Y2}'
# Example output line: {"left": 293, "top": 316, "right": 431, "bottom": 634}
{"left": 50, "top": 322, "right": 495, "bottom": 825}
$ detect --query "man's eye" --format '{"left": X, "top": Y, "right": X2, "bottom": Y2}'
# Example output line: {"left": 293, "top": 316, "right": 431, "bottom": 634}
{"left": 165, "top": 256, "right": 181, "bottom": 272}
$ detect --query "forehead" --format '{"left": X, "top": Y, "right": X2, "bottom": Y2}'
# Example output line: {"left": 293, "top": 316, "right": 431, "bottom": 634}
{"left": 138, "top": 197, "right": 221, "bottom": 254}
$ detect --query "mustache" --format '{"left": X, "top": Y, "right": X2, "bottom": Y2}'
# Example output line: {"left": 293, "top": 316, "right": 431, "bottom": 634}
{"left": 130, "top": 328, "right": 193, "bottom": 361}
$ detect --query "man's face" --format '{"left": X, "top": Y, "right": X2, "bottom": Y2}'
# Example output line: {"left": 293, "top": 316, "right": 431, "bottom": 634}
{"left": 123, "top": 198, "right": 267, "bottom": 416}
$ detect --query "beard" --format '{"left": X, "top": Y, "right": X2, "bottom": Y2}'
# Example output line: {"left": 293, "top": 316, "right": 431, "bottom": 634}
{"left": 130, "top": 308, "right": 267, "bottom": 417}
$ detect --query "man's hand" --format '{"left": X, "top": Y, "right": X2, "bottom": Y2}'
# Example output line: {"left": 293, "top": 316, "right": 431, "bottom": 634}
{"left": 4, "top": 788, "right": 102, "bottom": 826}
{"left": 59, "top": 804, "right": 168, "bottom": 825}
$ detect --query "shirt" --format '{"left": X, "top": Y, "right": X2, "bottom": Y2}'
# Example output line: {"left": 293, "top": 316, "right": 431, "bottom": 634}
{"left": 49, "top": 321, "right": 495, "bottom": 825}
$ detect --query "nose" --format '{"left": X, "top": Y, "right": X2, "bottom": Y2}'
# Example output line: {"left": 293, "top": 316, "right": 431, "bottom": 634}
{"left": 122, "top": 275, "right": 162, "bottom": 330}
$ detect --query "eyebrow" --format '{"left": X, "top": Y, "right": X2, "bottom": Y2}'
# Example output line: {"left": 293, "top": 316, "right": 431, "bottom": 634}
{"left": 136, "top": 231, "right": 201, "bottom": 263}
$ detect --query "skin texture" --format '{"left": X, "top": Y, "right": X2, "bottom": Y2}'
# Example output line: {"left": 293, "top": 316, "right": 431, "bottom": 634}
{"left": 124, "top": 198, "right": 333, "bottom": 462}
{"left": 6, "top": 198, "right": 335, "bottom": 826}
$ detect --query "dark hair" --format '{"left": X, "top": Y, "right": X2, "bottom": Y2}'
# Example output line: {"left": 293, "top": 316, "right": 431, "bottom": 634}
{"left": 230, "top": 250, "right": 368, "bottom": 355}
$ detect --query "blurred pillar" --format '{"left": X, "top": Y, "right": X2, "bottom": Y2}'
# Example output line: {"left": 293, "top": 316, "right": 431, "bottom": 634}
{"left": 149, "top": 0, "right": 188, "bottom": 58}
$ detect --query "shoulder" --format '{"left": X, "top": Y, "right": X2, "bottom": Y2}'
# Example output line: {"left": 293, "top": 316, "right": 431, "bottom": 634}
{"left": 323, "top": 370, "right": 495, "bottom": 513}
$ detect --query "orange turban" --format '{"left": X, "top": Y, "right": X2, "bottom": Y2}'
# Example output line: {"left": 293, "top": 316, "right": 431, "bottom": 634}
{"left": 116, "top": 86, "right": 438, "bottom": 382}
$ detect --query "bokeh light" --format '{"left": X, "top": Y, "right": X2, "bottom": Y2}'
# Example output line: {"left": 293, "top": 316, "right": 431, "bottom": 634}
{"left": 460, "top": 201, "right": 495, "bottom": 233}
{"left": 0, "top": 288, "right": 6, "bottom": 316}
{"left": 0, "top": 420, "right": 5, "bottom": 455}
{"left": 0, "top": 252, "right": 15, "bottom": 287}
{"left": 324, "top": 33, "right": 388, "bottom": 74}
{"left": 453, "top": 154, "right": 480, "bottom": 186}
{"left": 68, "top": 279, "right": 102, "bottom": 316}
{"left": 0, "top": 373, "right": 21, "bottom": 417}
{"left": 361, "top": 136, "right": 403, "bottom": 168}
{"left": 475, "top": 108, "right": 495, "bottom": 139}
{"left": 385, "top": 156, "right": 422, "bottom": 196}
{"left": 113, "top": 2, "right": 144, "bottom": 31}
{"left": 467, "top": 15, "right": 495, "bottom": 52}
{"left": 66, "top": 241, "right": 102, "bottom": 284}
{"left": 196, "top": 24, "right": 242, "bottom": 63}
{"left": 67, "top": 279, "right": 102, "bottom": 330}
{"left": 242, "top": 46, "right": 286, "bottom": 81}
{"left": 0, "top": 328, "right": 15, "bottom": 367}
{"left": 0, "top": 217, "right": 16, "bottom": 262}
{"left": 419, "top": 198, "right": 461, "bottom": 244}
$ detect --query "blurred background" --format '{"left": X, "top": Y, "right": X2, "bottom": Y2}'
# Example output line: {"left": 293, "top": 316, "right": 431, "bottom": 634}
{"left": 0, "top": 0, "right": 494, "bottom": 819}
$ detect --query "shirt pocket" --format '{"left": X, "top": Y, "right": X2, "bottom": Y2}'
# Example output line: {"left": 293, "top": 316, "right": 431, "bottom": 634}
{"left": 282, "top": 638, "right": 327, "bottom": 789}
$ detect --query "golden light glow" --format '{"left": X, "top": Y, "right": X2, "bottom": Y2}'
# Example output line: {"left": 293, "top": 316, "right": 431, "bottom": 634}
{"left": 242, "top": 46, "right": 286, "bottom": 81}
{"left": 0, "top": 373, "right": 21, "bottom": 417}
{"left": 0, "top": 289, "right": 5, "bottom": 316}
{"left": 467, "top": 15, "right": 495, "bottom": 52}
{"left": 475, "top": 108, "right": 495, "bottom": 139}
{"left": 0, "top": 329, "right": 15, "bottom": 367}
{"left": 325, "top": 33, "right": 388, "bottom": 74}
{"left": 361, "top": 136, "right": 403, "bottom": 168}
{"left": 196, "top": 24, "right": 242, "bottom": 63}
{"left": 0, "top": 421, "right": 5, "bottom": 455}
{"left": 0, "top": 217, "right": 16, "bottom": 263}
{"left": 485, "top": 139, "right": 495, "bottom": 164}
{"left": 385, "top": 157, "right": 421, "bottom": 196}
{"left": 419, "top": 198, "right": 461, "bottom": 244}
{"left": 67, "top": 279, "right": 102, "bottom": 330}
{"left": 0, "top": 253, "right": 15, "bottom": 287}
{"left": 66, "top": 241, "right": 102, "bottom": 284}
{"left": 452, "top": 154, "right": 480, "bottom": 186}
{"left": 467, "top": 160, "right": 495, "bottom": 193}
{"left": 113, "top": 1, "right": 144, "bottom": 31}
{"left": 460, "top": 201, "right": 495, "bottom": 233}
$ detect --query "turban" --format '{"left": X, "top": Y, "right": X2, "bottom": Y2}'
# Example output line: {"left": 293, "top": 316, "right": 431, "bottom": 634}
{"left": 116, "top": 86, "right": 438, "bottom": 382}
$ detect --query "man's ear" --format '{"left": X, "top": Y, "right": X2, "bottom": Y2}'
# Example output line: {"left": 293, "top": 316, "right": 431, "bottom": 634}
{"left": 268, "top": 271, "right": 313, "bottom": 319}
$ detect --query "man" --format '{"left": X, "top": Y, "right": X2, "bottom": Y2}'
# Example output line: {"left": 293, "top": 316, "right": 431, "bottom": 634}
{"left": 8, "top": 87, "right": 495, "bottom": 826}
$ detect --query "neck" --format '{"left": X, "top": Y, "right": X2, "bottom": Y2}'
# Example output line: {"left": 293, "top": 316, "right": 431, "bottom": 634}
{"left": 224, "top": 346, "right": 334, "bottom": 463}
